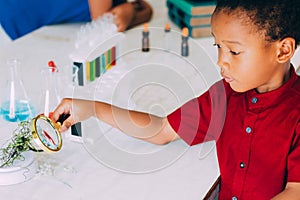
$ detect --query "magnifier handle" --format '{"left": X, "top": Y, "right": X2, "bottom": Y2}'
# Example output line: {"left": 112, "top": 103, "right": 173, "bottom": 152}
{"left": 57, "top": 113, "right": 70, "bottom": 124}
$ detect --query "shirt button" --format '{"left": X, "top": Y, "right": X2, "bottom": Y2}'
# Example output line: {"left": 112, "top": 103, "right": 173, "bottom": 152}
{"left": 251, "top": 97, "right": 258, "bottom": 104}
{"left": 246, "top": 126, "right": 252, "bottom": 134}
{"left": 240, "top": 162, "right": 246, "bottom": 168}
{"left": 232, "top": 196, "right": 238, "bottom": 200}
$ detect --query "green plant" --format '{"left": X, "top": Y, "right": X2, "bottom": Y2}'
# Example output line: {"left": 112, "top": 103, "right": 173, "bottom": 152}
{"left": 0, "top": 121, "right": 32, "bottom": 168}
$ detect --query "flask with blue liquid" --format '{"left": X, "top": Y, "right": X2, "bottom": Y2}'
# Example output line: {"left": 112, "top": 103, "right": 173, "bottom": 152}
{"left": 0, "top": 59, "right": 34, "bottom": 122}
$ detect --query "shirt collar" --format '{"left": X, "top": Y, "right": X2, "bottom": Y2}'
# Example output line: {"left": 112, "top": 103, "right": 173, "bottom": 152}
{"left": 244, "top": 66, "right": 298, "bottom": 111}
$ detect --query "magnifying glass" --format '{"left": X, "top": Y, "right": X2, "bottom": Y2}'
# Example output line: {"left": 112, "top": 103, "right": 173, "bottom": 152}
{"left": 28, "top": 114, "right": 69, "bottom": 153}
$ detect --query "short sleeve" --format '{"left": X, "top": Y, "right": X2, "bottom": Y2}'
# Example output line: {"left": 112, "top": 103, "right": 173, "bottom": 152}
{"left": 167, "top": 80, "right": 228, "bottom": 146}
{"left": 167, "top": 96, "right": 206, "bottom": 146}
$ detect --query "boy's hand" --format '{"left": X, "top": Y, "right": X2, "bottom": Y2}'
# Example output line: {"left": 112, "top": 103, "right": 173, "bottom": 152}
{"left": 51, "top": 98, "right": 74, "bottom": 132}
{"left": 52, "top": 98, "right": 94, "bottom": 132}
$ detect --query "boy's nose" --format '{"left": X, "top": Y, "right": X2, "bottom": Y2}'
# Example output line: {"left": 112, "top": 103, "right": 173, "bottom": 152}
{"left": 217, "top": 52, "right": 229, "bottom": 69}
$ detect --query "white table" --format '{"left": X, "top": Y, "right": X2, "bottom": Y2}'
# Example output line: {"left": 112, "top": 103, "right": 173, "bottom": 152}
{"left": 0, "top": 1, "right": 221, "bottom": 199}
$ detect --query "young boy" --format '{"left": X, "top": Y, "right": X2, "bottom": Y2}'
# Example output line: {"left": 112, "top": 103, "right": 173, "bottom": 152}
{"left": 0, "top": 0, "right": 152, "bottom": 40}
{"left": 52, "top": 0, "right": 300, "bottom": 199}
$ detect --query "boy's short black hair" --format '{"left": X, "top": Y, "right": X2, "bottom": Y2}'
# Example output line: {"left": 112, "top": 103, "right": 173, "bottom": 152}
{"left": 213, "top": 0, "right": 300, "bottom": 47}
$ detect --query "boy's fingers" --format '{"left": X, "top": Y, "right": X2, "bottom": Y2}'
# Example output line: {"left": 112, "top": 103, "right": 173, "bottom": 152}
{"left": 52, "top": 107, "right": 65, "bottom": 122}
{"left": 59, "top": 120, "right": 73, "bottom": 132}
{"left": 59, "top": 125, "right": 68, "bottom": 133}
{"left": 52, "top": 99, "right": 72, "bottom": 122}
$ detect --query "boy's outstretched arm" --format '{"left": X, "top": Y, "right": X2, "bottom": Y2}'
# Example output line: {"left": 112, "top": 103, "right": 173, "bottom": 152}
{"left": 52, "top": 98, "right": 179, "bottom": 145}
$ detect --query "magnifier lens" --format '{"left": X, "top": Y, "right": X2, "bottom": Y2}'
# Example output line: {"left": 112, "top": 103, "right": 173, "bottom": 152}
{"left": 36, "top": 118, "right": 60, "bottom": 150}
{"left": 31, "top": 115, "right": 62, "bottom": 152}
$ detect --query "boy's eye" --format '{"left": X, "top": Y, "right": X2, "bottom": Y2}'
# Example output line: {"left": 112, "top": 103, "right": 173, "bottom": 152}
{"left": 213, "top": 43, "right": 221, "bottom": 48}
{"left": 213, "top": 43, "right": 241, "bottom": 55}
{"left": 230, "top": 50, "right": 241, "bottom": 55}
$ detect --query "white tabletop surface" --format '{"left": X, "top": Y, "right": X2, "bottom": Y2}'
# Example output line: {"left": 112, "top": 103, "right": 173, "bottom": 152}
{"left": 2, "top": 0, "right": 282, "bottom": 199}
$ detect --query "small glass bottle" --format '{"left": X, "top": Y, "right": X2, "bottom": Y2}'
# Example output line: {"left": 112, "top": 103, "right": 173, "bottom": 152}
{"left": 164, "top": 23, "right": 171, "bottom": 51}
{"left": 0, "top": 59, "right": 34, "bottom": 122}
{"left": 181, "top": 27, "right": 189, "bottom": 57}
{"left": 142, "top": 23, "right": 150, "bottom": 52}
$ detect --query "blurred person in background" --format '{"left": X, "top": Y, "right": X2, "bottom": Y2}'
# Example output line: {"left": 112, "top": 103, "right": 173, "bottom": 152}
{"left": 0, "top": 0, "right": 152, "bottom": 41}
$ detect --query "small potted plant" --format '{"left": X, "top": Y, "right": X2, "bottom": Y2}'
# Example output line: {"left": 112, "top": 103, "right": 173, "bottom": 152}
{"left": 0, "top": 121, "right": 33, "bottom": 168}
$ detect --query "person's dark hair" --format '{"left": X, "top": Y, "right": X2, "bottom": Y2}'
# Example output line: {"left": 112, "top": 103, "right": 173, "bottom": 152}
{"left": 213, "top": 0, "right": 300, "bottom": 47}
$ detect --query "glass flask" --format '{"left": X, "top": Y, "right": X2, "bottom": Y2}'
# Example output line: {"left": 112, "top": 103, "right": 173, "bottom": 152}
{"left": 39, "top": 61, "right": 61, "bottom": 118}
{"left": 0, "top": 59, "right": 34, "bottom": 122}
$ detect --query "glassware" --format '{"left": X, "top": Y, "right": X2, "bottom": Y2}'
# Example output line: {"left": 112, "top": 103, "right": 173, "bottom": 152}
{"left": 39, "top": 62, "right": 61, "bottom": 118}
{"left": 0, "top": 59, "right": 34, "bottom": 122}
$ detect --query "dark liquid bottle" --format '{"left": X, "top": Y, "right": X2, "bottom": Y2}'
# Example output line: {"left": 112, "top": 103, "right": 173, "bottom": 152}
{"left": 142, "top": 23, "right": 150, "bottom": 52}
{"left": 181, "top": 27, "right": 189, "bottom": 57}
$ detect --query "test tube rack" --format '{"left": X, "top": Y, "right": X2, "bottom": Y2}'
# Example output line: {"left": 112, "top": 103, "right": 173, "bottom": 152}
{"left": 70, "top": 33, "right": 124, "bottom": 86}
{"left": 69, "top": 13, "right": 125, "bottom": 86}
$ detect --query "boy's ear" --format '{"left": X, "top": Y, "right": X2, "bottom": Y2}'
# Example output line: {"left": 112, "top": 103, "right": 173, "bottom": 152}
{"left": 276, "top": 37, "right": 295, "bottom": 63}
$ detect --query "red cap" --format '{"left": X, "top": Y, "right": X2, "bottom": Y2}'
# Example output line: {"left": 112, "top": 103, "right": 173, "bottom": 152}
{"left": 48, "top": 60, "right": 58, "bottom": 73}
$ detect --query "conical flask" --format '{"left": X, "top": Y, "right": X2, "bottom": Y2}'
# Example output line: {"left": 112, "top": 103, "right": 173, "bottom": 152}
{"left": 0, "top": 59, "right": 34, "bottom": 122}
{"left": 39, "top": 61, "right": 61, "bottom": 118}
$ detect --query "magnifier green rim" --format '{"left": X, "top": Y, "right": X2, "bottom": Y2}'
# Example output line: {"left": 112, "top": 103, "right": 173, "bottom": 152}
{"left": 30, "top": 115, "right": 62, "bottom": 153}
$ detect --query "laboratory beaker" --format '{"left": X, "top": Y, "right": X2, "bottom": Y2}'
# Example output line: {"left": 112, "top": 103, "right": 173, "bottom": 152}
{"left": 0, "top": 59, "right": 34, "bottom": 122}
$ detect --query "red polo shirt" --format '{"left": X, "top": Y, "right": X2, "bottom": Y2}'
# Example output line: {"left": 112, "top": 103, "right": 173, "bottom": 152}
{"left": 167, "top": 67, "right": 300, "bottom": 200}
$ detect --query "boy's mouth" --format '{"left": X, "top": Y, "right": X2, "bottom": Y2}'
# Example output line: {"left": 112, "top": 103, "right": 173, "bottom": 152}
{"left": 221, "top": 73, "right": 234, "bottom": 83}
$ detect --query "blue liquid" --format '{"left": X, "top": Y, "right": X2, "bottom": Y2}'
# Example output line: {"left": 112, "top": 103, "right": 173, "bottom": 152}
{"left": 0, "top": 100, "right": 34, "bottom": 122}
